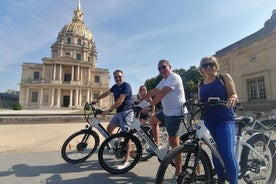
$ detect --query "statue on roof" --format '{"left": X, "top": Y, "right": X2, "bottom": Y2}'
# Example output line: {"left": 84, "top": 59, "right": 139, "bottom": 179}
{"left": 264, "top": 9, "right": 276, "bottom": 27}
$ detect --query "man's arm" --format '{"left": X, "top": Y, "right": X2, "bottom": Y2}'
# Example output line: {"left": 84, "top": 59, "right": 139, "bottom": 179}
{"left": 109, "top": 94, "right": 126, "bottom": 112}
{"left": 150, "top": 86, "right": 171, "bottom": 106}
{"left": 94, "top": 90, "right": 111, "bottom": 103}
{"left": 141, "top": 87, "right": 159, "bottom": 101}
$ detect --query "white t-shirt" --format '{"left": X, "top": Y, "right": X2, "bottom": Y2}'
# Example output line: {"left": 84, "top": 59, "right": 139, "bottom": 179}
{"left": 138, "top": 100, "right": 150, "bottom": 109}
{"left": 156, "top": 72, "right": 187, "bottom": 116}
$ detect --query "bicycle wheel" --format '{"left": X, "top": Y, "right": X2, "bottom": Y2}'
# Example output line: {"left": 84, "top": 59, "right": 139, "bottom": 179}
{"left": 61, "top": 129, "right": 99, "bottom": 164}
{"left": 156, "top": 145, "right": 213, "bottom": 184}
{"left": 98, "top": 132, "right": 142, "bottom": 174}
{"left": 240, "top": 133, "right": 276, "bottom": 184}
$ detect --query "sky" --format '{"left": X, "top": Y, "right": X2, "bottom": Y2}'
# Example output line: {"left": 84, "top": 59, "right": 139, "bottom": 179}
{"left": 0, "top": 0, "right": 276, "bottom": 95}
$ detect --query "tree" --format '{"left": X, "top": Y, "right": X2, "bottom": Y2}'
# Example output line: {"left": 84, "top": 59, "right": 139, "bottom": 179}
{"left": 13, "top": 102, "right": 22, "bottom": 110}
{"left": 175, "top": 66, "right": 204, "bottom": 99}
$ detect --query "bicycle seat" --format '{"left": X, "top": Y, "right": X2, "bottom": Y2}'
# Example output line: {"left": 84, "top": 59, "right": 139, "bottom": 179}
{"left": 253, "top": 112, "right": 265, "bottom": 116}
{"left": 236, "top": 116, "right": 254, "bottom": 126}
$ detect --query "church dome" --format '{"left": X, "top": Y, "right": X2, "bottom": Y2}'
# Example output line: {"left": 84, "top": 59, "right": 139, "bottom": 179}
{"left": 59, "top": 3, "right": 93, "bottom": 41}
{"left": 60, "top": 22, "right": 93, "bottom": 41}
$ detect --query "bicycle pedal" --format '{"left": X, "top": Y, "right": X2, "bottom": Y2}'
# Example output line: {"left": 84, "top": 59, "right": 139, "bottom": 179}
{"left": 248, "top": 164, "right": 260, "bottom": 173}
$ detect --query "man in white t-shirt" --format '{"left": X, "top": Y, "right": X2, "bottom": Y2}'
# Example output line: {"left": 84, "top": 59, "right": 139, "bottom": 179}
{"left": 141, "top": 59, "right": 186, "bottom": 180}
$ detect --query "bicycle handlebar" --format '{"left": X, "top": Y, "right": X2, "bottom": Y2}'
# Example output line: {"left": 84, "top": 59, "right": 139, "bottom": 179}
{"left": 84, "top": 102, "right": 104, "bottom": 122}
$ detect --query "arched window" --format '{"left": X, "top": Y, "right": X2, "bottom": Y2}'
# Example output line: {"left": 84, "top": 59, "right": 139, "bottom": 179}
{"left": 76, "top": 54, "right": 81, "bottom": 61}
{"left": 77, "top": 39, "right": 81, "bottom": 45}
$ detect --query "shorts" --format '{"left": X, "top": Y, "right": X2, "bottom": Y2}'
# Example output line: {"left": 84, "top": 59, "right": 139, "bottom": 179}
{"left": 156, "top": 111, "right": 182, "bottom": 137}
{"left": 140, "top": 113, "right": 149, "bottom": 120}
{"left": 109, "top": 109, "right": 133, "bottom": 132}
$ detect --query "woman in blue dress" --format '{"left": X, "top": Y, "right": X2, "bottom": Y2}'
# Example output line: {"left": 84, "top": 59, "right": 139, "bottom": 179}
{"left": 198, "top": 56, "right": 239, "bottom": 184}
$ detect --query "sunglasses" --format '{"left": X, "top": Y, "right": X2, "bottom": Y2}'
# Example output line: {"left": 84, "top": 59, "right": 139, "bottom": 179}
{"left": 139, "top": 88, "right": 146, "bottom": 91}
{"left": 114, "top": 76, "right": 122, "bottom": 79}
{"left": 201, "top": 62, "right": 216, "bottom": 69}
{"left": 158, "top": 65, "right": 167, "bottom": 71}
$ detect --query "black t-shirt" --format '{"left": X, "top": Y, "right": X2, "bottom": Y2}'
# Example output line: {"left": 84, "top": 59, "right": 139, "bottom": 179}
{"left": 110, "top": 82, "right": 133, "bottom": 113}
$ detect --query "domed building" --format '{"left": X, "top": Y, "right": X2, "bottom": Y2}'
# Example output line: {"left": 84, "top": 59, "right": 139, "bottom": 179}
{"left": 19, "top": 1, "right": 111, "bottom": 109}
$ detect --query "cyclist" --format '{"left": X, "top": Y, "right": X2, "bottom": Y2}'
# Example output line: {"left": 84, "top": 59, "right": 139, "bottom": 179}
{"left": 198, "top": 56, "right": 239, "bottom": 184}
{"left": 93, "top": 69, "right": 134, "bottom": 169}
{"left": 140, "top": 59, "right": 187, "bottom": 182}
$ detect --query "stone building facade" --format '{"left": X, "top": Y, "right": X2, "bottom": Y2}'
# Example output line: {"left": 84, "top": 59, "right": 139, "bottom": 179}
{"left": 19, "top": 1, "right": 111, "bottom": 109}
{"left": 215, "top": 10, "right": 276, "bottom": 112}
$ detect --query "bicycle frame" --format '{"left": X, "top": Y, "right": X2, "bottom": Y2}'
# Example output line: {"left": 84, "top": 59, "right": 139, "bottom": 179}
{"left": 193, "top": 119, "right": 272, "bottom": 177}
{"left": 130, "top": 116, "right": 170, "bottom": 160}
{"left": 87, "top": 117, "right": 109, "bottom": 139}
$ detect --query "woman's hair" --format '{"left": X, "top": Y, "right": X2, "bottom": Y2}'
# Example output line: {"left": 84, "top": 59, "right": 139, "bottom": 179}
{"left": 199, "top": 56, "right": 219, "bottom": 74}
{"left": 139, "top": 85, "right": 147, "bottom": 93}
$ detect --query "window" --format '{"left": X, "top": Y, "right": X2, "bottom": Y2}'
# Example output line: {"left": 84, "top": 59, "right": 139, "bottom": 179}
{"left": 64, "top": 74, "right": 71, "bottom": 81}
{"left": 247, "top": 76, "right": 266, "bottom": 100}
{"left": 33, "top": 71, "right": 39, "bottom": 80}
{"left": 95, "top": 75, "right": 100, "bottom": 83}
{"left": 67, "top": 38, "right": 71, "bottom": 44}
{"left": 94, "top": 93, "right": 100, "bottom": 100}
{"left": 76, "top": 54, "right": 81, "bottom": 60}
{"left": 31, "top": 92, "right": 38, "bottom": 102}
{"left": 65, "top": 52, "right": 70, "bottom": 56}
{"left": 77, "top": 39, "right": 81, "bottom": 45}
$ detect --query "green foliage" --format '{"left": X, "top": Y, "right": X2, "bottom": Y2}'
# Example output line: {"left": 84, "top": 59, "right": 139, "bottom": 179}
{"left": 174, "top": 66, "right": 204, "bottom": 99}
{"left": 13, "top": 102, "right": 22, "bottom": 110}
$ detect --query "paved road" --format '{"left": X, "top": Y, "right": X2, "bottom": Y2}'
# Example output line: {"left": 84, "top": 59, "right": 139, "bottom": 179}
{"left": 0, "top": 122, "right": 159, "bottom": 184}
{"left": 0, "top": 151, "right": 159, "bottom": 184}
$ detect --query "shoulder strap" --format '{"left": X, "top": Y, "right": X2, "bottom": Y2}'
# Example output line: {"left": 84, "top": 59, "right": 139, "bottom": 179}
{"left": 199, "top": 73, "right": 226, "bottom": 86}
{"left": 218, "top": 73, "right": 225, "bottom": 86}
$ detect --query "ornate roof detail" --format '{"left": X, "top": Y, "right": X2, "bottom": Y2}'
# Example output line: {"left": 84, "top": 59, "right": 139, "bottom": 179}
{"left": 264, "top": 9, "right": 276, "bottom": 27}
{"left": 59, "top": 0, "right": 93, "bottom": 41}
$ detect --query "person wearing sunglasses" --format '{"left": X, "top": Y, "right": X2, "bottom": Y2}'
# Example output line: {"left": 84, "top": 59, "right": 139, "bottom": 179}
{"left": 140, "top": 59, "right": 187, "bottom": 182}
{"left": 93, "top": 69, "right": 133, "bottom": 169}
{"left": 198, "top": 56, "right": 239, "bottom": 184}
{"left": 136, "top": 85, "right": 155, "bottom": 124}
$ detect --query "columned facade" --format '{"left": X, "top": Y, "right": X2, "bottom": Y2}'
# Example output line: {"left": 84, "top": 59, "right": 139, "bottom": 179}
{"left": 19, "top": 1, "right": 111, "bottom": 109}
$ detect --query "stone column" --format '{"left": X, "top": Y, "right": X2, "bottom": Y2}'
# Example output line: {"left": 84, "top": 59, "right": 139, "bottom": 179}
{"left": 75, "top": 89, "right": 79, "bottom": 107}
{"left": 51, "top": 88, "right": 55, "bottom": 106}
{"left": 39, "top": 88, "right": 43, "bottom": 106}
{"left": 86, "top": 89, "right": 90, "bottom": 102}
{"left": 80, "top": 67, "right": 83, "bottom": 82}
{"left": 88, "top": 68, "right": 91, "bottom": 83}
{"left": 56, "top": 88, "right": 61, "bottom": 107}
{"left": 53, "top": 64, "right": 56, "bottom": 80}
{"left": 25, "top": 88, "right": 29, "bottom": 106}
{"left": 42, "top": 65, "right": 45, "bottom": 80}
{"left": 59, "top": 65, "right": 62, "bottom": 80}
{"left": 77, "top": 66, "right": 80, "bottom": 81}
{"left": 79, "top": 89, "right": 82, "bottom": 106}
{"left": 69, "top": 89, "right": 73, "bottom": 107}
{"left": 71, "top": 66, "right": 74, "bottom": 81}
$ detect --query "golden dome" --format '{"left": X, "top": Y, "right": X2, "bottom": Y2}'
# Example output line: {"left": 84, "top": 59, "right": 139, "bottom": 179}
{"left": 59, "top": 3, "right": 93, "bottom": 41}
{"left": 60, "top": 22, "right": 93, "bottom": 41}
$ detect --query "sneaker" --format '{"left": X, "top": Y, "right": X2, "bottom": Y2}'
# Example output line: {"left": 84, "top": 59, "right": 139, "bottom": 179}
{"left": 172, "top": 174, "right": 184, "bottom": 184}
{"left": 108, "top": 149, "right": 115, "bottom": 154}
{"left": 116, "top": 161, "right": 130, "bottom": 170}
{"left": 146, "top": 146, "right": 163, "bottom": 154}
